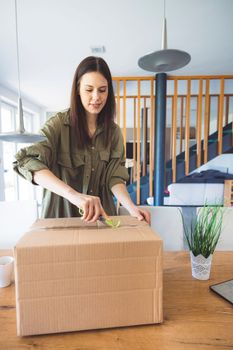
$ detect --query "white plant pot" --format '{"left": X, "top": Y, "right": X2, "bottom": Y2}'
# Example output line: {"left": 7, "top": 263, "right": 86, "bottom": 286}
{"left": 190, "top": 252, "right": 213, "bottom": 280}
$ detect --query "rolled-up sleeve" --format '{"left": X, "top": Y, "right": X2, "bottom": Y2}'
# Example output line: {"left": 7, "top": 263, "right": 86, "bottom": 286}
{"left": 108, "top": 126, "right": 129, "bottom": 190}
{"left": 13, "top": 115, "right": 61, "bottom": 184}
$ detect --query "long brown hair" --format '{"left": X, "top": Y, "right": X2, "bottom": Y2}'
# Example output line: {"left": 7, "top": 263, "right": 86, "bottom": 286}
{"left": 70, "top": 56, "right": 115, "bottom": 148}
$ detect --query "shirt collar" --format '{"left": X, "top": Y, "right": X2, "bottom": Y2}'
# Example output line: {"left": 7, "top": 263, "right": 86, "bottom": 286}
{"left": 65, "top": 110, "right": 105, "bottom": 139}
{"left": 95, "top": 123, "right": 105, "bottom": 136}
{"left": 63, "top": 110, "right": 71, "bottom": 126}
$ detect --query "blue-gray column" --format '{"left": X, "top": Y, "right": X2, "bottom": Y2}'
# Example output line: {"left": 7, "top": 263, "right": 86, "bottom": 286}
{"left": 154, "top": 73, "right": 167, "bottom": 206}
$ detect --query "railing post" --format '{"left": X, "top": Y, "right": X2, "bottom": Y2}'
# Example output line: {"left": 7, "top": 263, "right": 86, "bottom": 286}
{"left": 154, "top": 73, "right": 167, "bottom": 206}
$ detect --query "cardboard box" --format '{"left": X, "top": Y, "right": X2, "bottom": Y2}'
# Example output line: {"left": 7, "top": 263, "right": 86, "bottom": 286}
{"left": 14, "top": 216, "right": 163, "bottom": 336}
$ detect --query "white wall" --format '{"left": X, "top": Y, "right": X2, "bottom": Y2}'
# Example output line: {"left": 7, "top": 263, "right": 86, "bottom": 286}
{"left": 120, "top": 205, "right": 233, "bottom": 251}
{"left": 0, "top": 200, "right": 38, "bottom": 249}
{"left": 119, "top": 206, "right": 184, "bottom": 251}
{"left": 194, "top": 154, "right": 233, "bottom": 174}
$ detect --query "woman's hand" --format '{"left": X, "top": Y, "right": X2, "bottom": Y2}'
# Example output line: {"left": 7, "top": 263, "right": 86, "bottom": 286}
{"left": 111, "top": 183, "right": 151, "bottom": 225}
{"left": 67, "top": 192, "right": 108, "bottom": 223}
{"left": 33, "top": 169, "right": 107, "bottom": 222}
{"left": 127, "top": 205, "right": 151, "bottom": 225}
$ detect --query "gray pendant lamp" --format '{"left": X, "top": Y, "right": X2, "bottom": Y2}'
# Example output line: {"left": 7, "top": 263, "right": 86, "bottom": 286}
{"left": 138, "top": 0, "right": 191, "bottom": 72}
{"left": 0, "top": 0, "right": 45, "bottom": 143}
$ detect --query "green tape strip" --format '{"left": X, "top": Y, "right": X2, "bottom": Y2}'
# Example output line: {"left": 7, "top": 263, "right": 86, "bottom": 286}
{"left": 78, "top": 207, "right": 120, "bottom": 229}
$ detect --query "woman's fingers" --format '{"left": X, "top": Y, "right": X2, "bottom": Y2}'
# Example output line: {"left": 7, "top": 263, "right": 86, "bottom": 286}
{"left": 80, "top": 195, "right": 104, "bottom": 223}
{"left": 85, "top": 202, "right": 94, "bottom": 222}
{"left": 140, "top": 209, "right": 151, "bottom": 225}
{"left": 88, "top": 199, "right": 102, "bottom": 223}
{"left": 135, "top": 209, "right": 151, "bottom": 225}
{"left": 80, "top": 203, "right": 88, "bottom": 220}
{"left": 128, "top": 206, "right": 151, "bottom": 225}
{"left": 88, "top": 208, "right": 101, "bottom": 223}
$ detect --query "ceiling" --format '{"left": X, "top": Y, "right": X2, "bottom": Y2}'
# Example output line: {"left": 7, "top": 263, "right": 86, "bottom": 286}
{"left": 0, "top": 0, "right": 233, "bottom": 111}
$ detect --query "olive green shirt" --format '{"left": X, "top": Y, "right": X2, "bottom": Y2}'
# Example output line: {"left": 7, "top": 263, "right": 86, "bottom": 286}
{"left": 13, "top": 110, "right": 129, "bottom": 218}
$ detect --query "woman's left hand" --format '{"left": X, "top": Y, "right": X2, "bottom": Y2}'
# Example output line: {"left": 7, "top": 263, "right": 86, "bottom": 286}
{"left": 110, "top": 183, "right": 151, "bottom": 225}
{"left": 127, "top": 206, "right": 151, "bottom": 225}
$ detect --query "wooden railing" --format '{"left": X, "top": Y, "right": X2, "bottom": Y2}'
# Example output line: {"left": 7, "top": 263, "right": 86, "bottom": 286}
{"left": 113, "top": 75, "right": 233, "bottom": 204}
{"left": 224, "top": 180, "right": 233, "bottom": 206}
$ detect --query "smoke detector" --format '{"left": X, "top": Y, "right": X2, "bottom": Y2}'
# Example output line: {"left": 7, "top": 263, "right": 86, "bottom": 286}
{"left": 90, "top": 46, "right": 106, "bottom": 54}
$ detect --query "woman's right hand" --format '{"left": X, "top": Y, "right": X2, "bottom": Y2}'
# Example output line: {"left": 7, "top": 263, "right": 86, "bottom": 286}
{"left": 33, "top": 169, "right": 107, "bottom": 222}
{"left": 67, "top": 191, "right": 108, "bottom": 223}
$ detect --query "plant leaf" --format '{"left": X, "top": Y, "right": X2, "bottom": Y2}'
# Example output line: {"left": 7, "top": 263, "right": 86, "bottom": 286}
{"left": 179, "top": 204, "right": 223, "bottom": 257}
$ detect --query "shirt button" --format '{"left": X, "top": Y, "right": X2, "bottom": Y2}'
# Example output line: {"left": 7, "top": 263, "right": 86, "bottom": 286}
{"left": 91, "top": 146, "right": 95, "bottom": 150}
{"left": 90, "top": 190, "right": 93, "bottom": 193}
{"left": 91, "top": 168, "right": 95, "bottom": 172}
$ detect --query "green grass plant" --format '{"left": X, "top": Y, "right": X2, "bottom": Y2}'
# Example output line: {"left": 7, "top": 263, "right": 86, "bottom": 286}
{"left": 181, "top": 205, "right": 223, "bottom": 258}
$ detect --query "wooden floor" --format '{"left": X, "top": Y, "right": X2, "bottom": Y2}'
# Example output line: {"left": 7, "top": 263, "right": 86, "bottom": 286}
{"left": 0, "top": 251, "right": 233, "bottom": 350}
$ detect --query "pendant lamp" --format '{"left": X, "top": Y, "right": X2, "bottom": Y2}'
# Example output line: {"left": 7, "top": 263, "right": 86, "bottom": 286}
{"left": 138, "top": 0, "right": 191, "bottom": 72}
{"left": 0, "top": 0, "right": 46, "bottom": 143}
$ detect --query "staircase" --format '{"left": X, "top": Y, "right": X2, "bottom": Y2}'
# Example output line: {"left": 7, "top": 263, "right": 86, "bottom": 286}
{"left": 166, "top": 122, "right": 233, "bottom": 186}
{"left": 127, "top": 121, "right": 233, "bottom": 205}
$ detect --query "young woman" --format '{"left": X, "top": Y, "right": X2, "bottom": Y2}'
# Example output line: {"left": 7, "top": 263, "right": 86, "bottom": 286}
{"left": 14, "top": 56, "right": 150, "bottom": 224}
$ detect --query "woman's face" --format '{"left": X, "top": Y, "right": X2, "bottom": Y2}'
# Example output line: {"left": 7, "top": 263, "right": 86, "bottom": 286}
{"left": 79, "top": 71, "right": 108, "bottom": 117}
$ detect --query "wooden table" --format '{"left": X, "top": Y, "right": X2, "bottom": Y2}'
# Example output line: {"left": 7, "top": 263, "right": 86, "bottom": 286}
{"left": 0, "top": 250, "right": 233, "bottom": 350}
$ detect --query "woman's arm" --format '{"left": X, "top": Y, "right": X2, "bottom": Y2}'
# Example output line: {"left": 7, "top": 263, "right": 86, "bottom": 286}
{"left": 111, "top": 183, "right": 151, "bottom": 224}
{"left": 33, "top": 169, "right": 107, "bottom": 222}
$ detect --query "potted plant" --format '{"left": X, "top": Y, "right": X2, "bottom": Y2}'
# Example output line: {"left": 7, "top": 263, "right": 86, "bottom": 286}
{"left": 181, "top": 205, "right": 223, "bottom": 280}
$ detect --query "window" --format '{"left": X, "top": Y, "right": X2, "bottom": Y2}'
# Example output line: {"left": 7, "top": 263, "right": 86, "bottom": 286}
{"left": 0, "top": 101, "right": 42, "bottom": 204}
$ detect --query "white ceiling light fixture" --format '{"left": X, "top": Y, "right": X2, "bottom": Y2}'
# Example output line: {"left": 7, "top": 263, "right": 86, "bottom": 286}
{"left": 138, "top": 0, "right": 191, "bottom": 72}
{"left": 0, "top": 0, "right": 46, "bottom": 143}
